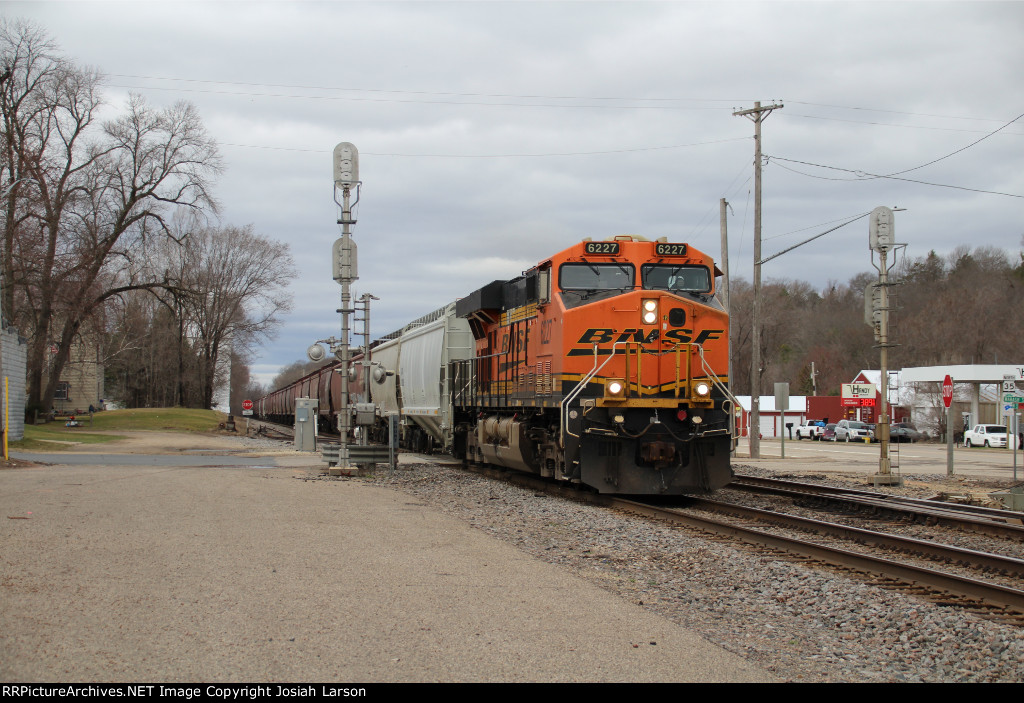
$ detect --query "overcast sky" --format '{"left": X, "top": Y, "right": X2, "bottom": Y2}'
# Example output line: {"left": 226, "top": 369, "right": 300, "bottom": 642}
{"left": 7, "top": 0, "right": 1023, "bottom": 385}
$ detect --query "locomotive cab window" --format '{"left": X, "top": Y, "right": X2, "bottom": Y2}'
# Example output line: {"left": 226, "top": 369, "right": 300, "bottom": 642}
{"left": 558, "top": 263, "right": 635, "bottom": 308}
{"left": 559, "top": 263, "right": 635, "bottom": 291}
{"left": 641, "top": 264, "right": 710, "bottom": 293}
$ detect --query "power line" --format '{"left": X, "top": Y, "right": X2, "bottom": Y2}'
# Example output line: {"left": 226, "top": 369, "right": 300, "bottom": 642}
{"left": 106, "top": 82, "right": 739, "bottom": 111}
{"left": 768, "top": 156, "right": 1024, "bottom": 199}
{"left": 763, "top": 211, "right": 874, "bottom": 242}
{"left": 109, "top": 73, "right": 747, "bottom": 103}
{"left": 108, "top": 74, "right": 1016, "bottom": 129}
{"left": 769, "top": 110, "right": 1024, "bottom": 187}
{"left": 785, "top": 101, "right": 1013, "bottom": 123}
{"left": 883, "top": 111, "right": 1024, "bottom": 176}
{"left": 781, "top": 112, "right": 1024, "bottom": 137}
{"left": 220, "top": 136, "right": 750, "bottom": 158}
{"left": 759, "top": 213, "right": 870, "bottom": 265}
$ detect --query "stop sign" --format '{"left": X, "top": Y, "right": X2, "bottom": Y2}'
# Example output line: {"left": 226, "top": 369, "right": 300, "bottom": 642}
{"left": 242, "top": 399, "right": 253, "bottom": 411}
{"left": 942, "top": 375, "right": 953, "bottom": 408}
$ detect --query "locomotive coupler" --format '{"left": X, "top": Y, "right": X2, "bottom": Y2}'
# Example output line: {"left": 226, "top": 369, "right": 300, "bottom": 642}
{"left": 640, "top": 440, "right": 676, "bottom": 469}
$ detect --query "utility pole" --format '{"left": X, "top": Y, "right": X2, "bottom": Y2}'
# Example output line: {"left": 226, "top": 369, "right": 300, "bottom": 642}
{"left": 719, "top": 198, "right": 732, "bottom": 398}
{"left": 733, "top": 101, "right": 783, "bottom": 459}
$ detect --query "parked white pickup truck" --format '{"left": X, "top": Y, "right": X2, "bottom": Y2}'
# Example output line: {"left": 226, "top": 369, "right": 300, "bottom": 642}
{"left": 795, "top": 420, "right": 825, "bottom": 440}
{"left": 964, "top": 424, "right": 1018, "bottom": 449}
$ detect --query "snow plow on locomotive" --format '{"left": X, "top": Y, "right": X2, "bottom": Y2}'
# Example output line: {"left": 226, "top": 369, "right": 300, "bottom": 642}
{"left": 258, "top": 235, "right": 736, "bottom": 495}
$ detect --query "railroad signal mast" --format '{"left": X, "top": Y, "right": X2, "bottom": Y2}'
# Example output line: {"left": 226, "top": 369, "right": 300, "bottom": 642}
{"left": 330, "top": 142, "right": 361, "bottom": 474}
{"left": 866, "top": 206, "right": 905, "bottom": 486}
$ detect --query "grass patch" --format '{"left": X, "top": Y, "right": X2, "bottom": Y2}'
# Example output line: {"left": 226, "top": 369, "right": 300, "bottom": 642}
{"left": 10, "top": 408, "right": 227, "bottom": 451}
{"left": 80, "top": 408, "right": 227, "bottom": 433}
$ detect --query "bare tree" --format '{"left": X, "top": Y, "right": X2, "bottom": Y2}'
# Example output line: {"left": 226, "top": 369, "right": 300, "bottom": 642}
{"left": 177, "top": 225, "right": 295, "bottom": 408}
{"left": 1, "top": 20, "right": 222, "bottom": 410}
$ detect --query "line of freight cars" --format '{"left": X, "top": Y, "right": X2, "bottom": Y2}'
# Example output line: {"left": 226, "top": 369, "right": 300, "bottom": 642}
{"left": 255, "top": 302, "right": 466, "bottom": 453}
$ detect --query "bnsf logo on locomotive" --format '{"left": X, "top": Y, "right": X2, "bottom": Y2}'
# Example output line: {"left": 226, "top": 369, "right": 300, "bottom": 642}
{"left": 570, "top": 327, "right": 724, "bottom": 353}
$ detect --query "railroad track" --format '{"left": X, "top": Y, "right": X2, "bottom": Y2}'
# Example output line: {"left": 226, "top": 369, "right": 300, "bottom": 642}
{"left": 462, "top": 464, "right": 1024, "bottom": 623}
{"left": 612, "top": 497, "right": 1024, "bottom": 623}
{"left": 685, "top": 495, "right": 1024, "bottom": 579}
{"left": 730, "top": 474, "right": 1024, "bottom": 541}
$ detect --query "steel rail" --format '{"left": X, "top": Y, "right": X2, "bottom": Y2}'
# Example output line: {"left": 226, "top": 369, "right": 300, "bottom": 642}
{"left": 461, "top": 464, "right": 1024, "bottom": 614}
{"left": 686, "top": 496, "right": 1024, "bottom": 578}
{"left": 730, "top": 476, "right": 1024, "bottom": 540}
{"left": 611, "top": 497, "right": 1024, "bottom": 615}
{"left": 735, "top": 474, "right": 1024, "bottom": 522}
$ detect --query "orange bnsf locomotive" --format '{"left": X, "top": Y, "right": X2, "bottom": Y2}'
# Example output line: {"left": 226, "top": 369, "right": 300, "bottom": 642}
{"left": 449, "top": 235, "right": 735, "bottom": 494}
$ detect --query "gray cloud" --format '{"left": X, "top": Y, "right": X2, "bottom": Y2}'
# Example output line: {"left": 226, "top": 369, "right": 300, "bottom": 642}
{"left": 9, "top": 0, "right": 1022, "bottom": 384}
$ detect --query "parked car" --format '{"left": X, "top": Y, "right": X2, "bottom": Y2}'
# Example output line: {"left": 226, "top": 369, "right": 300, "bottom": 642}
{"left": 821, "top": 423, "right": 837, "bottom": 442}
{"left": 964, "top": 424, "right": 1018, "bottom": 449}
{"left": 834, "top": 419, "right": 872, "bottom": 442}
{"left": 795, "top": 420, "right": 825, "bottom": 440}
{"left": 890, "top": 422, "right": 923, "bottom": 443}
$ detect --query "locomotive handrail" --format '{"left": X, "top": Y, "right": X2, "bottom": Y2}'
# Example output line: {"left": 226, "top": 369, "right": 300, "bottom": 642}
{"left": 695, "top": 344, "right": 740, "bottom": 448}
{"left": 560, "top": 341, "right": 627, "bottom": 445}
{"left": 450, "top": 361, "right": 474, "bottom": 407}
{"left": 451, "top": 348, "right": 513, "bottom": 408}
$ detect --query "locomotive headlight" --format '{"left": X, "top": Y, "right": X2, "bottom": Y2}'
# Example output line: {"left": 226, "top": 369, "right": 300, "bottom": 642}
{"left": 690, "top": 380, "right": 712, "bottom": 404}
{"left": 641, "top": 298, "right": 659, "bottom": 325}
{"left": 605, "top": 379, "right": 627, "bottom": 399}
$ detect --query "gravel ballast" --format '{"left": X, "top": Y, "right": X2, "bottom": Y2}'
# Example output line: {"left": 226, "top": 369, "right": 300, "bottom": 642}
{"left": 353, "top": 461, "right": 1024, "bottom": 683}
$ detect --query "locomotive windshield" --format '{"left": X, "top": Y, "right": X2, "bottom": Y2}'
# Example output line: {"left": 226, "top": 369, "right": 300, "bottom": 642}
{"left": 559, "top": 263, "right": 635, "bottom": 291}
{"left": 641, "top": 264, "right": 710, "bottom": 293}
{"left": 559, "top": 263, "right": 635, "bottom": 308}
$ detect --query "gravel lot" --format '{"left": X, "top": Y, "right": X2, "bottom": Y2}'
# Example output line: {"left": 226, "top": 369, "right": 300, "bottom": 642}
{"left": 355, "top": 460, "right": 1024, "bottom": 683}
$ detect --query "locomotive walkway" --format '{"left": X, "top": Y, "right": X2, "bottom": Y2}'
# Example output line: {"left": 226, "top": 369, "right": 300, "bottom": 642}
{"left": 1, "top": 434, "right": 773, "bottom": 683}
